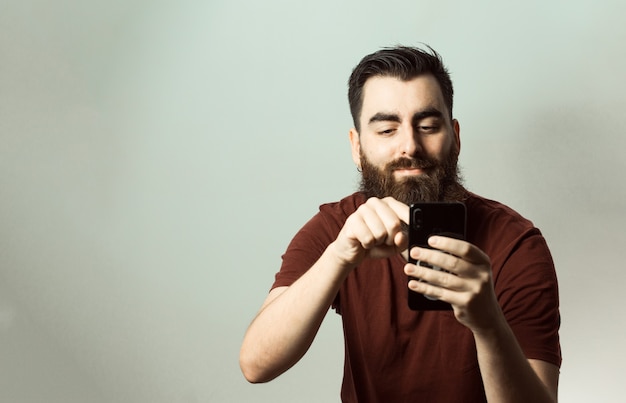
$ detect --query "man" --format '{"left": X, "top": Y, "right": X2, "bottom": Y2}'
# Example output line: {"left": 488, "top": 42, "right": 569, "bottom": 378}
{"left": 240, "top": 46, "right": 561, "bottom": 402}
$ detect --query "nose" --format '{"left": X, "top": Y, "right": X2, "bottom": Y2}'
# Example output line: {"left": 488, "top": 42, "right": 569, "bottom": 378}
{"left": 400, "top": 125, "right": 422, "bottom": 157}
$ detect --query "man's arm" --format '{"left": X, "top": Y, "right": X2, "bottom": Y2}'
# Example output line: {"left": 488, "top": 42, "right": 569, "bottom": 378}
{"left": 473, "top": 315, "right": 559, "bottom": 402}
{"left": 405, "top": 236, "right": 559, "bottom": 402}
{"left": 239, "top": 243, "right": 351, "bottom": 383}
{"left": 239, "top": 197, "right": 409, "bottom": 383}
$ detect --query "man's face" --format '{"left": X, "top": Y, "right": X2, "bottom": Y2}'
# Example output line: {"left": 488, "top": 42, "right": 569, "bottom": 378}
{"left": 349, "top": 74, "right": 463, "bottom": 204}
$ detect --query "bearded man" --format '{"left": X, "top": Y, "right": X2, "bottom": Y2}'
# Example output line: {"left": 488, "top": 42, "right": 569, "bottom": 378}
{"left": 240, "top": 46, "right": 561, "bottom": 402}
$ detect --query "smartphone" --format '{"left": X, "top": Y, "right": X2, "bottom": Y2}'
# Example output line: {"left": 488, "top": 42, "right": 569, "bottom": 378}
{"left": 408, "top": 202, "right": 466, "bottom": 311}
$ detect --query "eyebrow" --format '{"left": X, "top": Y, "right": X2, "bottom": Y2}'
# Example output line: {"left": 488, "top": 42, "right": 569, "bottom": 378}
{"left": 367, "top": 108, "right": 444, "bottom": 126}
{"left": 368, "top": 112, "right": 401, "bottom": 125}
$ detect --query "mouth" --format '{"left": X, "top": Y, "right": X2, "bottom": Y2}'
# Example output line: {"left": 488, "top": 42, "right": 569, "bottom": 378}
{"left": 393, "top": 167, "right": 430, "bottom": 177}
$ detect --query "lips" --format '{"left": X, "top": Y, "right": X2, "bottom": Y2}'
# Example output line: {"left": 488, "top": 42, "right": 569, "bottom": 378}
{"left": 392, "top": 164, "right": 433, "bottom": 172}
{"left": 393, "top": 167, "right": 429, "bottom": 177}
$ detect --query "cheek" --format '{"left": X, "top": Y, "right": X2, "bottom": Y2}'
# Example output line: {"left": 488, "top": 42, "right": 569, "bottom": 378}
{"left": 361, "top": 140, "right": 395, "bottom": 165}
{"left": 425, "top": 136, "right": 453, "bottom": 160}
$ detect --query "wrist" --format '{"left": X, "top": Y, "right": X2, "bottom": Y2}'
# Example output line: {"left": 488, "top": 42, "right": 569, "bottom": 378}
{"left": 471, "top": 310, "right": 511, "bottom": 342}
{"left": 325, "top": 241, "right": 358, "bottom": 277}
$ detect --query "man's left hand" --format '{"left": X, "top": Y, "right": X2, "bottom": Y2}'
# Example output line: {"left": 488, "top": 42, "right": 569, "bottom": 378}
{"left": 404, "top": 236, "right": 504, "bottom": 333}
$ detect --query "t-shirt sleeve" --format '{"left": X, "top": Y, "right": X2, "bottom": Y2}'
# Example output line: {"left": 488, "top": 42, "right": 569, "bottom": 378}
{"left": 495, "top": 229, "right": 562, "bottom": 368}
{"left": 271, "top": 209, "right": 340, "bottom": 290}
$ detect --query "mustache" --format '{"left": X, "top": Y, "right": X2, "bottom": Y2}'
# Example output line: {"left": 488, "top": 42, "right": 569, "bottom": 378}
{"left": 385, "top": 157, "right": 439, "bottom": 171}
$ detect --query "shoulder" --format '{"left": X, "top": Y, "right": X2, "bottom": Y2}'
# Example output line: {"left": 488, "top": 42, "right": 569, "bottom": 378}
{"left": 465, "top": 192, "right": 537, "bottom": 235}
{"left": 318, "top": 192, "right": 367, "bottom": 222}
{"left": 287, "top": 192, "right": 367, "bottom": 247}
{"left": 274, "top": 193, "right": 367, "bottom": 289}
{"left": 464, "top": 193, "right": 550, "bottom": 267}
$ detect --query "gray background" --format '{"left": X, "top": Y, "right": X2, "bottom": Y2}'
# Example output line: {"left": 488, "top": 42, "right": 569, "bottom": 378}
{"left": 1, "top": 0, "right": 624, "bottom": 402}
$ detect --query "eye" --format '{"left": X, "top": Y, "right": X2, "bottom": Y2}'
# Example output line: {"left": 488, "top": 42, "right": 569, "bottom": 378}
{"left": 377, "top": 128, "right": 396, "bottom": 136}
{"left": 418, "top": 125, "right": 440, "bottom": 134}
{"left": 415, "top": 116, "right": 443, "bottom": 134}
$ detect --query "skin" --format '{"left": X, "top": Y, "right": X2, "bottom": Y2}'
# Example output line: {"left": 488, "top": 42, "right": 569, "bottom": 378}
{"left": 240, "top": 74, "right": 559, "bottom": 402}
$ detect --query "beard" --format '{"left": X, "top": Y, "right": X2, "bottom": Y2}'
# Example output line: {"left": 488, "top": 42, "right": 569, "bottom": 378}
{"left": 358, "top": 146, "right": 466, "bottom": 204}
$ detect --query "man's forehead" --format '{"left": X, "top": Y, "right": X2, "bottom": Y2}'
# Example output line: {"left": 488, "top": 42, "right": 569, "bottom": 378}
{"left": 360, "top": 74, "right": 447, "bottom": 119}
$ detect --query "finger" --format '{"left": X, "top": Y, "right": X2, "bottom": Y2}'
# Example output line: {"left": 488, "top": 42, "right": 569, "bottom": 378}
{"left": 363, "top": 198, "right": 404, "bottom": 246}
{"left": 394, "top": 230, "right": 409, "bottom": 257}
{"left": 407, "top": 276, "right": 447, "bottom": 302}
{"left": 369, "top": 243, "right": 406, "bottom": 260}
{"left": 379, "top": 197, "right": 410, "bottom": 251}
{"left": 381, "top": 197, "right": 410, "bottom": 225}
{"left": 409, "top": 245, "right": 465, "bottom": 276}
{"left": 409, "top": 279, "right": 473, "bottom": 309}
{"left": 428, "top": 236, "right": 491, "bottom": 266}
{"left": 406, "top": 268, "right": 471, "bottom": 307}
{"left": 350, "top": 199, "right": 399, "bottom": 248}
{"left": 404, "top": 262, "right": 463, "bottom": 292}
{"left": 364, "top": 201, "right": 397, "bottom": 246}
{"left": 347, "top": 211, "right": 384, "bottom": 249}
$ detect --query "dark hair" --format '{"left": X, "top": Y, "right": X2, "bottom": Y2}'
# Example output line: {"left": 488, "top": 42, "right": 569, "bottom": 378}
{"left": 348, "top": 45, "right": 454, "bottom": 131}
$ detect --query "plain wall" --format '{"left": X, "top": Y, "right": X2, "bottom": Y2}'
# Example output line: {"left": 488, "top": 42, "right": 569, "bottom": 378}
{"left": 1, "top": 0, "right": 625, "bottom": 402}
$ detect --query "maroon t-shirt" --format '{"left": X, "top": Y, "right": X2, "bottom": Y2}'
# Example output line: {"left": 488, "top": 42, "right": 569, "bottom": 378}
{"left": 273, "top": 192, "right": 561, "bottom": 402}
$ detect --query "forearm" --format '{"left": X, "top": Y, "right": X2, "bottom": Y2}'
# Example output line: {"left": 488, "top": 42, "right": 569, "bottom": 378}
{"left": 474, "top": 318, "right": 557, "bottom": 403}
{"left": 239, "top": 242, "right": 351, "bottom": 383}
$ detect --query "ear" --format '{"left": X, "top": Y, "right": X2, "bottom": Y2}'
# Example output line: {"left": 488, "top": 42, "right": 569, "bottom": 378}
{"left": 349, "top": 128, "right": 362, "bottom": 169}
{"left": 452, "top": 119, "right": 461, "bottom": 153}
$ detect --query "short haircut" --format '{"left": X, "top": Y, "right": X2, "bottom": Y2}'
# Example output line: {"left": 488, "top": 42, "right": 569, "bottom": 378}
{"left": 348, "top": 45, "right": 454, "bottom": 131}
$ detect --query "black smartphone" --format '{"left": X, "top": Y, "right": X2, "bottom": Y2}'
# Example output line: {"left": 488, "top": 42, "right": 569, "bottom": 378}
{"left": 408, "top": 202, "right": 466, "bottom": 311}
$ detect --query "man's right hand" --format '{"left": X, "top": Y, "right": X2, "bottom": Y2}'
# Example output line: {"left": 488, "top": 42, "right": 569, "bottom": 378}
{"left": 330, "top": 197, "right": 410, "bottom": 269}
{"left": 240, "top": 197, "right": 410, "bottom": 383}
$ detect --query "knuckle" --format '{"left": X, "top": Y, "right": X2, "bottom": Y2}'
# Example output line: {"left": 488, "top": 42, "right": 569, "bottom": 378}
{"left": 437, "top": 272, "right": 449, "bottom": 288}
{"left": 361, "top": 233, "right": 376, "bottom": 248}
{"left": 371, "top": 228, "right": 387, "bottom": 242}
{"left": 365, "top": 197, "right": 381, "bottom": 207}
{"left": 459, "top": 243, "right": 472, "bottom": 256}
{"left": 448, "top": 255, "right": 460, "bottom": 271}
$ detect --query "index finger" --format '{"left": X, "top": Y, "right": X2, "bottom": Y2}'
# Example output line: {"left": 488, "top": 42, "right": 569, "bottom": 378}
{"left": 381, "top": 197, "right": 410, "bottom": 225}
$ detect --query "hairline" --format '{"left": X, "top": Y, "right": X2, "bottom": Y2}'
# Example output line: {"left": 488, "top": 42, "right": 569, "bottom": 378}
{"left": 356, "top": 72, "right": 452, "bottom": 133}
